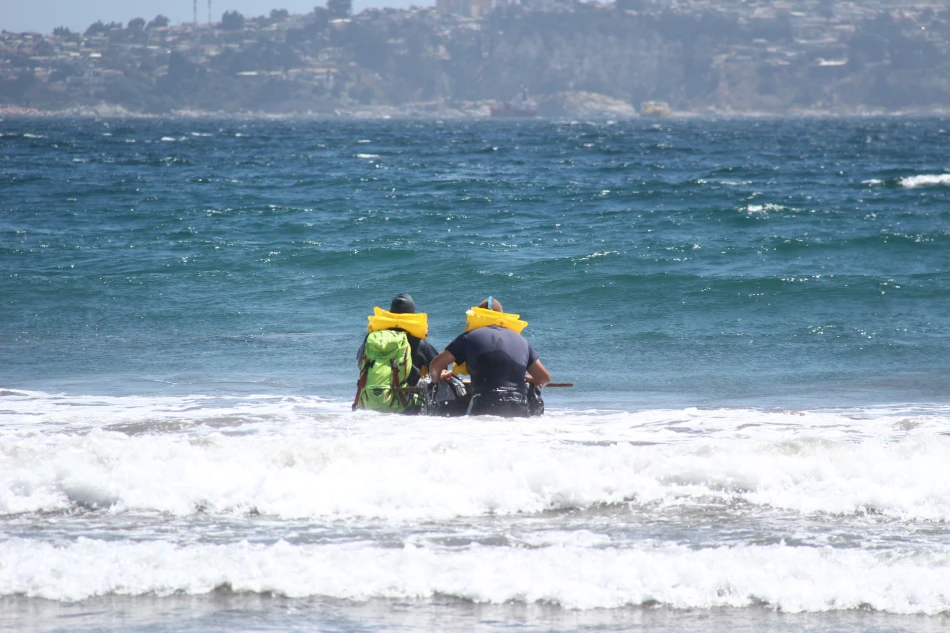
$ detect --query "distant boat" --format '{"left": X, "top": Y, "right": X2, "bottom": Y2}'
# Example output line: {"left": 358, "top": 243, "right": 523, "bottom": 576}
{"left": 491, "top": 88, "right": 538, "bottom": 118}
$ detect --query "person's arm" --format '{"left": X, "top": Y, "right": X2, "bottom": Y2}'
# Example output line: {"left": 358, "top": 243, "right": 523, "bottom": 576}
{"left": 429, "top": 349, "right": 456, "bottom": 383}
{"left": 526, "top": 359, "right": 551, "bottom": 387}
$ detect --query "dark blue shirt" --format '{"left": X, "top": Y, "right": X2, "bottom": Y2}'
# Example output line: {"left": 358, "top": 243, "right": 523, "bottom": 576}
{"left": 445, "top": 326, "right": 539, "bottom": 395}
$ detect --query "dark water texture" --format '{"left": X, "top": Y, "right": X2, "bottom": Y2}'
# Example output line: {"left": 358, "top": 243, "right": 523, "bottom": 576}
{"left": 3, "top": 116, "right": 950, "bottom": 406}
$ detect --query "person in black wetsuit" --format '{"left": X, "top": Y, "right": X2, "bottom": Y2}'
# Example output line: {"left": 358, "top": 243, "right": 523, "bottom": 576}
{"left": 356, "top": 293, "right": 438, "bottom": 392}
{"left": 428, "top": 297, "right": 551, "bottom": 418}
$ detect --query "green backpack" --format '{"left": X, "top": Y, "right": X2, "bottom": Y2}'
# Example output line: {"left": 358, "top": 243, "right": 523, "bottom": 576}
{"left": 354, "top": 329, "right": 414, "bottom": 413}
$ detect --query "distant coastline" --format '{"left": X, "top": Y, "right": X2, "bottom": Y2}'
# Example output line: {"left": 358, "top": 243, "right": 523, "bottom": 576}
{"left": 3, "top": 1, "right": 950, "bottom": 118}
{"left": 6, "top": 103, "right": 950, "bottom": 120}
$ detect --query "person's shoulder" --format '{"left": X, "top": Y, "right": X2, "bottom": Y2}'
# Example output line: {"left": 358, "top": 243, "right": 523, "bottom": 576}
{"left": 445, "top": 330, "right": 469, "bottom": 349}
{"left": 496, "top": 325, "right": 527, "bottom": 339}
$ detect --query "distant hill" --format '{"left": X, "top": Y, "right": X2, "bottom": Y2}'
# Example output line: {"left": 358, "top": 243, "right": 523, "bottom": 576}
{"left": 2, "top": 2, "right": 950, "bottom": 115}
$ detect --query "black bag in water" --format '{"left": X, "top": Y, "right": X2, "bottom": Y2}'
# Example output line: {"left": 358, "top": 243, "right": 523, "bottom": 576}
{"left": 527, "top": 385, "right": 544, "bottom": 417}
{"left": 424, "top": 376, "right": 470, "bottom": 417}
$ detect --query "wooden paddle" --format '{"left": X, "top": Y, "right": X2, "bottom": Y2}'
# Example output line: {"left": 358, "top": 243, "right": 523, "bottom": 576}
{"left": 399, "top": 381, "right": 573, "bottom": 392}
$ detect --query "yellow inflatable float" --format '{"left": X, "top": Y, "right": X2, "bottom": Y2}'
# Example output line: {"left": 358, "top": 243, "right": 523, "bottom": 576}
{"left": 463, "top": 306, "right": 528, "bottom": 334}
{"left": 367, "top": 307, "right": 428, "bottom": 340}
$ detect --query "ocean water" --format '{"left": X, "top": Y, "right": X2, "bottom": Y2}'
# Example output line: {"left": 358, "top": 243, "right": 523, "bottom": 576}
{"left": 3, "top": 115, "right": 950, "bottom": 632}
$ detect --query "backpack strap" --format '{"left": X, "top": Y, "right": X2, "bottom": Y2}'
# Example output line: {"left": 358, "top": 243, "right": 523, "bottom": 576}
{"left": 390, "top": 359, "right": 409, "bottom": 409}
{"left": 352, "top": 359, "right": 371, "bottom": 411}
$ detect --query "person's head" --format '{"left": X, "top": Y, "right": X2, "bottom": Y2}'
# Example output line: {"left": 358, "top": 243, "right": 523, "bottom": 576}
{"left": 389, "top": 293, "right": 416, "bottom": 314}
{"left": 478, "top": 296, "right": 503, "bottom": 312}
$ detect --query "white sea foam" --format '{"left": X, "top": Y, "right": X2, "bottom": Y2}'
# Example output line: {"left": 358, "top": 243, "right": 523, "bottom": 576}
{"left": 572, "top": 250, "right": 618, "bottom": 262}
{"left": 3, "top": 538, "right": 950, "bottom": 613}
{"left": 0, "top": 389, "right": 336, "bottom": 431}
{"left": 744, "top": 203, "right": 785, "bottom": 214}
{"left": 5, "top": 392, "right": 950, "bottom": 613}
{"left": 900, "top": 174, "right": 950, "bottom": 188}
{"left": 3, "top": 391, "right": 950, "bottom": 521}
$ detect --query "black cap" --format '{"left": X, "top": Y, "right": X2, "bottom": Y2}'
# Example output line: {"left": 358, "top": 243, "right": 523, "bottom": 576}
{"left": 389, "top": 293, "right": 416, "bottom": 314}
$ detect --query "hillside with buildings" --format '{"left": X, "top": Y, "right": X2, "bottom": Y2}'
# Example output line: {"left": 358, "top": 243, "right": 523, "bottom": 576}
{"left": 2, "top": 0, "right": 950, "bottom": 116}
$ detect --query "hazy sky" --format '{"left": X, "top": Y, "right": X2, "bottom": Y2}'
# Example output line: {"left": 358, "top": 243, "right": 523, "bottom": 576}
{"left": 2, "top": 0, "right": 429, "bottom": 35}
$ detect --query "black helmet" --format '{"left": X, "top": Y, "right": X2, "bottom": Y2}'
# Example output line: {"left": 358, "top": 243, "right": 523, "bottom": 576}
{"left": 389, "top": 293, "right": 416, "bottom": 314}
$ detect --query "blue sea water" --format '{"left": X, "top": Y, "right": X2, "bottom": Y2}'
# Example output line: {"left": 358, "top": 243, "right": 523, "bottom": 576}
{"left": 3, "top": 115, "right": 950, "bottom": 632}
{"left": 5, "top": 116, "right": 950, "bottom": 405}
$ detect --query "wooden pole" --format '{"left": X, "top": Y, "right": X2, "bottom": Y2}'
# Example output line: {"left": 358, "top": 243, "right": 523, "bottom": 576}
{"left": 399, "top": 382, "right": 572, "bottom": 392}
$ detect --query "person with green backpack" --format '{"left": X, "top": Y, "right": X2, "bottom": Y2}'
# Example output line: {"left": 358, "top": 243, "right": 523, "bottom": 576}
{"left": 353, "top": 293, "right": 438, "bottom": 414}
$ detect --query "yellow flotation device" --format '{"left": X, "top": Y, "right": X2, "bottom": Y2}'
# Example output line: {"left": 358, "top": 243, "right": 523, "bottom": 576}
{"left": 464, "top": 307, "right": 528, "bottom": 334}
{"left": 367, "top": 307, "right": 428, "bottom": 340}
{"left": 453, "top": 307, "right": 529, "bottom": 375}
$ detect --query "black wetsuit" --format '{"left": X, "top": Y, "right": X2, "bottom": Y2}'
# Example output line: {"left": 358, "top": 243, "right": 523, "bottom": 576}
{"left": 445, "top": 325, "right": 539, "bottom": 418}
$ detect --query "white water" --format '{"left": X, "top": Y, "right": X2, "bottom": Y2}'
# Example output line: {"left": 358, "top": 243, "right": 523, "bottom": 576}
{"left": 4, "top": 538, "right": 950, "bottom": 612}
{"left": 899, "top": 173, "right": 950, "bottom": 188}
{"left": 3, "top": 389, "right": 950, "bottom": 613}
